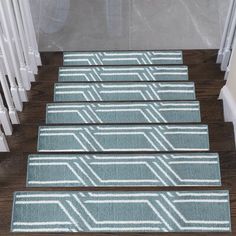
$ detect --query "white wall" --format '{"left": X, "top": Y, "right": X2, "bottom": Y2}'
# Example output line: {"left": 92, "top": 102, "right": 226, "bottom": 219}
{"left": 30, "top": 0, "right": 230, "bottom": 51}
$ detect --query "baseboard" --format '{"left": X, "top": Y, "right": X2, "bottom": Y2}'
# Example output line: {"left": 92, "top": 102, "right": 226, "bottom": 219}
{"left": 219, "top": 85, "right": 236, "bottom": 144}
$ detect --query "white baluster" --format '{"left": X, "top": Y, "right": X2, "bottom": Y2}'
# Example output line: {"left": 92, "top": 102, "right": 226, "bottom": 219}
{"left": 5, "top": 0, "right": 31, "bottom": 91}
{"left": 0, "top": 67, "right": 19, "bottom": 124}
{"left": 217, "top": 0, "right": 235, "bottom": 64}
{"left": 224, "top": 34, "right": 236, "bottom": 80}
{"left": 0, "top": 30, "right": 23, "bottom": 112}
{"left": 0, "top": 49, "right": 6, "bottom": 75}
{"left": 0, "top": 93, "right": 12, "bottom": 135}
{"left": 2, "top": 38, "right": 14, "bottom": 74}
{"left": 0, "top": 0, "right": 28, "bottom": 102}
{"left": 21, "top": 0, "right": 41, "bottom": 66}
{"left": 12, "top": 0, "right": 35, "bottom": 82}
{"left": 0, "top": 127, "right": 9, "bottom": 152}
{"left": 18, "top": 0, "right": 38, "bottom": 74}
{"left": 221, "top": 7, "right": 236, "bottom": 71}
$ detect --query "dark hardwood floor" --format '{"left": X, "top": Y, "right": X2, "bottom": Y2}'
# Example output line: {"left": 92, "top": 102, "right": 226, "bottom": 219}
{"left": 0, "top": 50, "right": 235, "bottom": 235}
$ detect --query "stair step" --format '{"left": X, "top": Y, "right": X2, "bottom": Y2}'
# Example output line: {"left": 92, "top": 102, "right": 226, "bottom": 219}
{"left": 6, "top": 123, "right": 235, "bottom": 153}
{"left": 63, "top": 50, "right": 183, "bottom": 66}
{"left": 40, "top": 50, "right": 222, "bottom": 66}
{"left": 0, "top": 151, "right": 235, "bottom": 191}
{"left": 46, "top": 101, "right": 201, "bottom": 124}
{"left": 27, "top": 153, "right": 221, "bottom": 187}
{"left": 11, "top": 190, "right": 231, "bottom": 233}
{"left": 37, "top": 124, "right": 209, "bottom": 152}
{"left": 18, "top": 99, "right": 224, "bottom": 124}
{"left": 183, "top": 50, "right": 219, "bottom": 64}
{"left": 28, "top": 80, "right": 224, "bottom": 102}
{"left": 3, "top": 49, "right": 234, "bottom": 235}
{"left": 38, "top": 63, "right": 224, "bottom": 82}
{"left": 54, "top": 82, "right": 196, "bottom": 102}
{"left": 59, "top": 65, "right": 189, "bottom": 82}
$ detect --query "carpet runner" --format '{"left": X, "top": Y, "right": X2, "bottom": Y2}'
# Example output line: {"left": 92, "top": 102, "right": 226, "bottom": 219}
{"left": 59, "top": 66, "right": 189, "bottom": 82}
{"left": 37, "top": 125, "right": 209, "bottom": 152}
{"left": 11, "top": 50, "right": 231, "bottom": 233}
{"left": 27, "top": 153, "right": 221, "bottom": 187}
{"left": 54, "top": 82, "right": 196, "bottom": 102}
{"left": 11, "top": 191, "right": 230, "bottom": 233}
{"left": 46, "top": 101, "right": 201, "bottom": 124}
{"left": 63, "top": 51, "right": 183, "bottom": 65}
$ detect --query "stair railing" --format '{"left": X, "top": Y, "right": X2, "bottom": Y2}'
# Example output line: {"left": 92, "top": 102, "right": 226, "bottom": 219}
{"left": 19, "top": 0, "right": 41, "bottom": 66}
{"left": 0, "top": 29, "right": 23, "bottom": 112}
{"left": 0, "top": 127, "right": 9, "bottom": 152}
{"left": 0, "top": 65, "right": 19, "bottom": 125}
{"left": 0, "top": 1, "right": 28, "bottom": 102}
{"left": 0, "top": 0, "right": 40, "bottom": 151}
{"left": 18, "top": 0, "right": 40, "bottom": 74}
{"left": 0, "top": 87, "right": 13, "bottom": 136}
{"left": 12, "top": 0, "right": 35, "bottom": 82}
{"left": 5, "top": 0, "right": 31, "bottom": 91}
{"left": 217, "top": 0, "right": 236, "bottom": 73}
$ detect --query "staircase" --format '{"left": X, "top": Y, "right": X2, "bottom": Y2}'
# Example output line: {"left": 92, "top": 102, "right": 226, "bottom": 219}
{"left": 0, "top": 50, "right": 235, "bottom": 235}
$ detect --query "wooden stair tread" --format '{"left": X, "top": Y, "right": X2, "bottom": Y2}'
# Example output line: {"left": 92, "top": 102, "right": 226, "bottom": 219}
{"left": 5, "top": 123, "right": 235, "bottom": 153}
{"left": 27, "top": 80, "right": 225, "bottom": 102}
{"left": 40, "top": 50, "right": 221, "bottom": 66}
{"left": 0, "top": 151, "right": 235, "bottom": 235}
{"left": 37, "top": 63, "right": 224, "bottom": 82}
{"left": 18, "top": 99, "right": 224, "bottom": 124}
{"left": 0, "top": 50, "right": 234, "bottom": 235}
{"left": 0, "top": 151, "right": 235, "bottom": 191}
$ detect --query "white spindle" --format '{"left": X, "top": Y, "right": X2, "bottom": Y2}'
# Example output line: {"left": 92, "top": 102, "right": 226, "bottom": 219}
{"left": 0, "top": 93, "right": 12, "bottom": 135}
{"left": 5, "top": 0, "right": 31, "bottom": 90}
{"left": 21, "top": 0, "right": 41, "bottom": 66}
{"left": 217, "top": 0, "right": 235, "bottom": 64}
{"left": 0, "top": 0, "right": 40, "bottom": 151}
{"left": 12, "top": 0, "right": 35, "bottom": 82}
{"left": 0, "top": 49, "right": 6, "bottom": 75}
{"left": 0, "top": 67, "right": 19, "bottom": 124}
{"left": 221, "top": 6, "right": 236, "bottom": 71}
{"left": 0, "top": 127, "right": 9, "bottom": 152}
{"left": 0, "top": 0, "right": 28, "bottom": 102}
{"left": 224, "top": 33, "right": 236, "bottom": 80}
{"left": 0, "top": 29, "right": 23, "bottom": 112}
{"left": 18, "top": 0, "right": 38, "bottom": 74}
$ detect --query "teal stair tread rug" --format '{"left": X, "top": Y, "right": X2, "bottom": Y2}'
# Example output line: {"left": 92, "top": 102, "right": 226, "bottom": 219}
{"left": 37, "top": 125, "right": 209, "bottom": 152}
{"left": 54, "top": 82, "right": 196, "bottom": 102}
{"left": 27, "top": 153, "right": 221, "bottom": 187}
{"left": 59, "top": 65, "right": 188, "bottom": 82}
{"left": 11, "top": 191, "right": 231, "bottom": 233}
{"left": 46, "top": 101, "right": 201, "bottom": 124}
{"left": 63, "top": 51, "right": 183, "bottom": 66}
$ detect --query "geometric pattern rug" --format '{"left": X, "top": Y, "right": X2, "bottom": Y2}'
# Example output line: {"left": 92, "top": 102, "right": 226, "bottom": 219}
{"left": 37, "top": 125, "right": 209, "bottom": 152}
{"left": 11, "top": 191, "right": 231, "bottom": 233}
{"left": 63, "top": 51, "right": 183, "bottom": 66}
{"left": 46, "top": 101, "right": 201, "bottom": 124}
{"left": 54, "top": 82, "right": 196, "bottom": 102}
{"left": 11, "top": 50, "right": 231, "bottom": 233}
{"left": 27, "top": 153, "right": 221, "bottom": 187}
{"left": 59, "top": 65, "right": 188, "bottom": 82}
